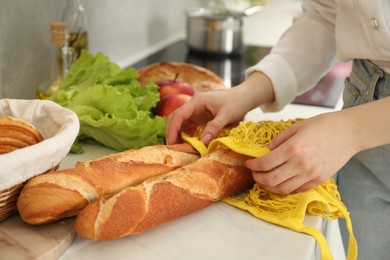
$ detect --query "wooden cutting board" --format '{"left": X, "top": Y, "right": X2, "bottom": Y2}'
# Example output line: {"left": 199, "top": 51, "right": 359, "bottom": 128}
{"left": 0, "top": 213, "right": 76, "bottom": 259}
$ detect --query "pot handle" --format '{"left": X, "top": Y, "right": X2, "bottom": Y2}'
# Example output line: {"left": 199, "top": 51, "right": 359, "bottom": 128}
{"left": 243, "top": 5, "right": 263, "bottom": 16}
{"left": 219, "top": 4, "right": 264, "bottom": 18}
{"left": 204, "top": 0, "right": 265, "bottom": 18}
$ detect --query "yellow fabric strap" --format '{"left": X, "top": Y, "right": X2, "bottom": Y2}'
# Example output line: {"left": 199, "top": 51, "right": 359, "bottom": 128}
{"left": 181, "top": 120, "right": 358, "bottom": 260}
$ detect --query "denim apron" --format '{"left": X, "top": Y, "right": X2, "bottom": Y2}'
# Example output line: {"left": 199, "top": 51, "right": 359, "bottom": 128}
{"left": 337, "top": 59, "right": 390, "bottom": 259}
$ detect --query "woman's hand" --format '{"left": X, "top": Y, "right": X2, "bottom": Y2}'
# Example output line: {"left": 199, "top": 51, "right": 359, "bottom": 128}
{"left": 166, "top": 88, "right": 252, "bottom": 145}
{"left": 246, "top": 111, "right": 361, "bottom": 194}
{"left": 166, "top": 72, "right": 275, "bottom": 145}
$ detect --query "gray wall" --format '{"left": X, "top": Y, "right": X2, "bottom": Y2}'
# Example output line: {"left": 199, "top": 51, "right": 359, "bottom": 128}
{"left": 0, "top": 0, "right": 201, "bottom": 99}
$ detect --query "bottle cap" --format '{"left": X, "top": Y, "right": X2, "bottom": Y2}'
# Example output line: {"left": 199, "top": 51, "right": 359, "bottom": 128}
{"left": 50, "top": 22, "right": 67, "bottom": 45}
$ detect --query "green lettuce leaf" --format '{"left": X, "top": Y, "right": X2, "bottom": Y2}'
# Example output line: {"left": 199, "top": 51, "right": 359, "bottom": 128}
{"left": 50, "top": 50, "right": 166, "bottom": 152}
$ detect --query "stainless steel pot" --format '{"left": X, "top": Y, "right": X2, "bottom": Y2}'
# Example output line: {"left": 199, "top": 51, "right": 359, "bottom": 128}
{"left": 185, "top": 5, "right": 262, "bottom": 55}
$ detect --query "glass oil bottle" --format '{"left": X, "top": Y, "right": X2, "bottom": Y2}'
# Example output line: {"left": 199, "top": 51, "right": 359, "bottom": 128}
{"left": 37, "top": 0, "right": 88, "bottom": 99}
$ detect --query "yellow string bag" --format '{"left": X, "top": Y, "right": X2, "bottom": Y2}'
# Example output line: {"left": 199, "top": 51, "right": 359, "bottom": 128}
{"left": 181, "top": 119, "right": 358, "bottom": 260}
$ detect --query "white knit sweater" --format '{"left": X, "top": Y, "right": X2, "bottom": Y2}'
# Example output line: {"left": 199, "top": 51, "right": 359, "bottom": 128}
{"left": 247, "top": 0, "right": 390, "bottom": 111}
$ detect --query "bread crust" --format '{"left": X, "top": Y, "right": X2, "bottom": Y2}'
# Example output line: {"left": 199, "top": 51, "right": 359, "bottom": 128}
{"left": 137, "top": 62, "right": 226, "bottom": 92}
{"left": 0, "top": 116, "right": 44, "bottom": 154}
{"left": 74, "top": 149, "right": 254, "bottom": 240}
{"left": 17, "top": 143, "right": 200, "bottom": 224}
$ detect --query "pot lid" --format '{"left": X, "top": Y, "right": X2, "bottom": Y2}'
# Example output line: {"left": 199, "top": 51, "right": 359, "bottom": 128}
{"left": 186, "top": 7, "right": 237, "bottom": 20}
{"left": 186, "top": 1, "right": 264, "bottom": 20}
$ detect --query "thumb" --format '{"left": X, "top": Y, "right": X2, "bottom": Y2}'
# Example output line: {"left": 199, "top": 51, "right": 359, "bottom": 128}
{"left": 200, "top": 114, "right": 228, "bottom": 145}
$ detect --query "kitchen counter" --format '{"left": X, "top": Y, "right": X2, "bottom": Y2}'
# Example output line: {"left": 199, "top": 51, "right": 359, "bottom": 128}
{"left": 58, "top": 145, "right": 327, "bottom": 260}
{"left": 57, "top": 104, "right": 345, "bottom": 260}
{"left": 59, "top": 0, "right": 346, "bottom": 259}
{"left": 57, "top": 97, "right": 345, "bottom": 260}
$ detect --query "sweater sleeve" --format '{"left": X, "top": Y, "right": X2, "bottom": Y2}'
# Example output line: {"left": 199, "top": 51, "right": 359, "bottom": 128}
{"left": 246, "top": 0, "right": 338, "bottom": 112}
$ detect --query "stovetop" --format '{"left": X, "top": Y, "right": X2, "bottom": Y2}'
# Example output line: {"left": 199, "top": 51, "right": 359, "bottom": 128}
{"left": 131, "top": 39, "right": 350, "bottom": 108}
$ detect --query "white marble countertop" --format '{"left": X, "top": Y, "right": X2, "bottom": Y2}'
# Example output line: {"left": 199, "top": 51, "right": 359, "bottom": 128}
{"left": 57, "top": 139, "right": 331, "bottom": 260}
{"left": 58, "top": 0, "right": 346, "bottom": 259}
{"left": 57, "top": 104, "right": 342, "bottom": 260}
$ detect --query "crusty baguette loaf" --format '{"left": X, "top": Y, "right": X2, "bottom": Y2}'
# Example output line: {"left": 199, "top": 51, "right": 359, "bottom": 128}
{"left": 17, "top": 143, "right": 200, "bottom": 225}
{"left": 74, "top": 148, "right": 254, "bottom": 240}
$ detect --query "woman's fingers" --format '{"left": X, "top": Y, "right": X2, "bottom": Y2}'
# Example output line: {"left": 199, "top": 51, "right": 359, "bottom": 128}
{"left": 166, "top": 89, "right": 250, "bottom": 145}
{"left": 250, "top": 155, "right": 298, "bottom": 194}
{"left": 249, "top": 141, "right": 326, "bottom": 194}
{"left": 256, "top": 174, "right": 324, "bottom": 195}
{"left": 245, "top": 126, "right": 299, "bottom": 173}
{"left": 200, "top": 112, "right": 232, "bottom": 144}
{"left": 247, "top": 114, "right": 355, "bottom": 195}
{"left": 166, "top": 103, "right": 194, "bottom": 144}
{"left": 166, "top": 94, "right": 210, "bottom": 144}
{"left": 267, "top": 122, "right": 299, "bottom": 150}
{"left": 252, "top": 160, "right": 327, "bottom": 195}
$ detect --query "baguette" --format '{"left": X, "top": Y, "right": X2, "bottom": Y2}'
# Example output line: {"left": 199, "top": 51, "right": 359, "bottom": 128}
{"left": 74, "top": 148, "right": 254, "bottom": 240}
{"left": 17, "top": 143, "right": 200, "bottom": 225}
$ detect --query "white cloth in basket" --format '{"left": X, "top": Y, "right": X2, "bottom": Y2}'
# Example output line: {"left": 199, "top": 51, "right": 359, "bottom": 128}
{"left": 0, "top": 99, "right": 79, "bottom": 190}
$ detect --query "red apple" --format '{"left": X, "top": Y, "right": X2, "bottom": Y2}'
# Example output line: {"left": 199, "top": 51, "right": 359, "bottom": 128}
{"left": 156, "top": 93, "right": 192, "bottom": 117}
{"left": 156, "top": 74, "right": 195, "bottom": 98}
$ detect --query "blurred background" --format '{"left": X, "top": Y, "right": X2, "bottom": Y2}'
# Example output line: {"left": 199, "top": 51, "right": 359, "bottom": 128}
{"left": 0, "top": 0, "right": 298, "bottom": 99}
{"left": 0, "top": 0, "right": 203, "bottom": 99}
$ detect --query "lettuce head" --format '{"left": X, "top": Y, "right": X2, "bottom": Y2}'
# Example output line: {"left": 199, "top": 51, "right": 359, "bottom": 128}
{"left": 50, "top": 50, "right": 166, "bottom": 152}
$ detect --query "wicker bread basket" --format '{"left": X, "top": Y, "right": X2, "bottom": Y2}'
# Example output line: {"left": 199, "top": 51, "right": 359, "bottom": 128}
{"left": 0, "top": 99, "right": 79, "bottom": 222}
{"left": 0, "top": 166, "right": 60, "bottom": 222}
{"left": 0, "top": 184, "right": 23, "bottom": 221}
